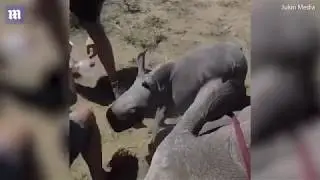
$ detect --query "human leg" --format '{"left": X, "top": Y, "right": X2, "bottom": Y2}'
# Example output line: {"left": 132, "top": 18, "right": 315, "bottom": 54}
{"left": 69, "top": 108, "right": 106, "bottom": 180}
{"left": 70, "top": 0, "right": 123, "bottom": 98}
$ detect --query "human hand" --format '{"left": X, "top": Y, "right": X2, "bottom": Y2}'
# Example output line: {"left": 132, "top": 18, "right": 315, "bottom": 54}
{"left": 86, "top": 37, "right": 98, "bottom": 58}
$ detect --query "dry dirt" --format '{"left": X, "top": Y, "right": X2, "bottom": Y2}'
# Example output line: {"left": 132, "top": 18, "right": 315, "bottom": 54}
{"left": 69, "top": 0, "right": 250, "bottom": 179}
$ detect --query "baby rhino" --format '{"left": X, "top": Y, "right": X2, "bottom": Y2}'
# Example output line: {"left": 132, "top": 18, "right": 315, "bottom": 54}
{"left": 107, "top": 42, "right": 249, "bottom": 140}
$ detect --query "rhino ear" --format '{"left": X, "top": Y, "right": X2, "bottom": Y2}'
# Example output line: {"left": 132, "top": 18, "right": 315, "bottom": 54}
{"left": 136, "top": 49, "right": 147, "bottom": 76}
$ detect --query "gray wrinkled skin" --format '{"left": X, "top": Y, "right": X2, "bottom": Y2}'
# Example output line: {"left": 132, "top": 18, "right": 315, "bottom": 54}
{"left": 145, "top": 79, "right": 250, "bottom": 180}
{"left": 108, "top": 42, "right": 248, "bottom": 137}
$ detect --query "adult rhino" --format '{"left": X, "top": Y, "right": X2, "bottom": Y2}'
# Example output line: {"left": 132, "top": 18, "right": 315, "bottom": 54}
{"left": 145, "top": 79, "right": 251, "bottom": 180}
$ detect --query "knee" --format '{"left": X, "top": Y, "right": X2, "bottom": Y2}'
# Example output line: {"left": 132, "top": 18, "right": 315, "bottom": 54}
{"left": 69, "top": 107, "right": 96, "bottom": 130}
{"left": 69, "top": 107, "right": 99, "bottom": 146}
{"left": 69, "top": 108, "right": 97, "bottom": 162}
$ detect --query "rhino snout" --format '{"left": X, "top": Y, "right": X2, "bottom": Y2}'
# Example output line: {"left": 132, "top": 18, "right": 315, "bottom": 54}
{"left": 106, "top": 108, "right": 143, "bottom": 132}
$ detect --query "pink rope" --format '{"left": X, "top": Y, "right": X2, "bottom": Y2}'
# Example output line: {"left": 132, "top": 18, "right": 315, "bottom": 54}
{"left": 232, "top": 116, "right": 250, "bottom": 180}
{"left": 294, "top": 134, "right": 317, "bottom": 180}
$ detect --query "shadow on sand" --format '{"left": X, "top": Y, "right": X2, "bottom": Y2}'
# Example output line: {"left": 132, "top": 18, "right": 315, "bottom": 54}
{"left": 106, "top": 148, "right": 139, "bottom": 180}
{"left": 75, "top": 67, "right": 138, "bottom": 106}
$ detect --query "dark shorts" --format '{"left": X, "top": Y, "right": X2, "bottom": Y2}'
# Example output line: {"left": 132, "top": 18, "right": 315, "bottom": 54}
{"left": 70, "top": 0, "right": 105, "bottom": 23}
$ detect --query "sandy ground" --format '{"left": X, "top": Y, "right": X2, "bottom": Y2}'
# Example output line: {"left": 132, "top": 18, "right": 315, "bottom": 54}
{"left": 69, "top": 0, "right": 250, "bottom": 179}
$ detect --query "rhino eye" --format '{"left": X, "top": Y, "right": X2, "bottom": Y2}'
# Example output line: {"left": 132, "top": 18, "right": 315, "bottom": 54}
{"left": 142, "top": 81, "right": 150, "bottom": 89}
{"left": 128, "top": 108, "right": 136, "bottom": 114}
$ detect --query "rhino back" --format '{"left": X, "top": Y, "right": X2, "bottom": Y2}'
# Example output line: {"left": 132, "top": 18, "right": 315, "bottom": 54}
{"left": 170, "top": 42, "right": 246, "bottom": 113}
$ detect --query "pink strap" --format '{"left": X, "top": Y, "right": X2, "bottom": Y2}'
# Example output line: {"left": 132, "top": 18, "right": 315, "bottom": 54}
{"left": 294, "top": 134, "right": 317, "bottom": 180}
{"left": 232, "top": 116, "right": 250, "bottom": 180}
{"left": 232, "top": 115, "right": 317, "bottom": 180}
